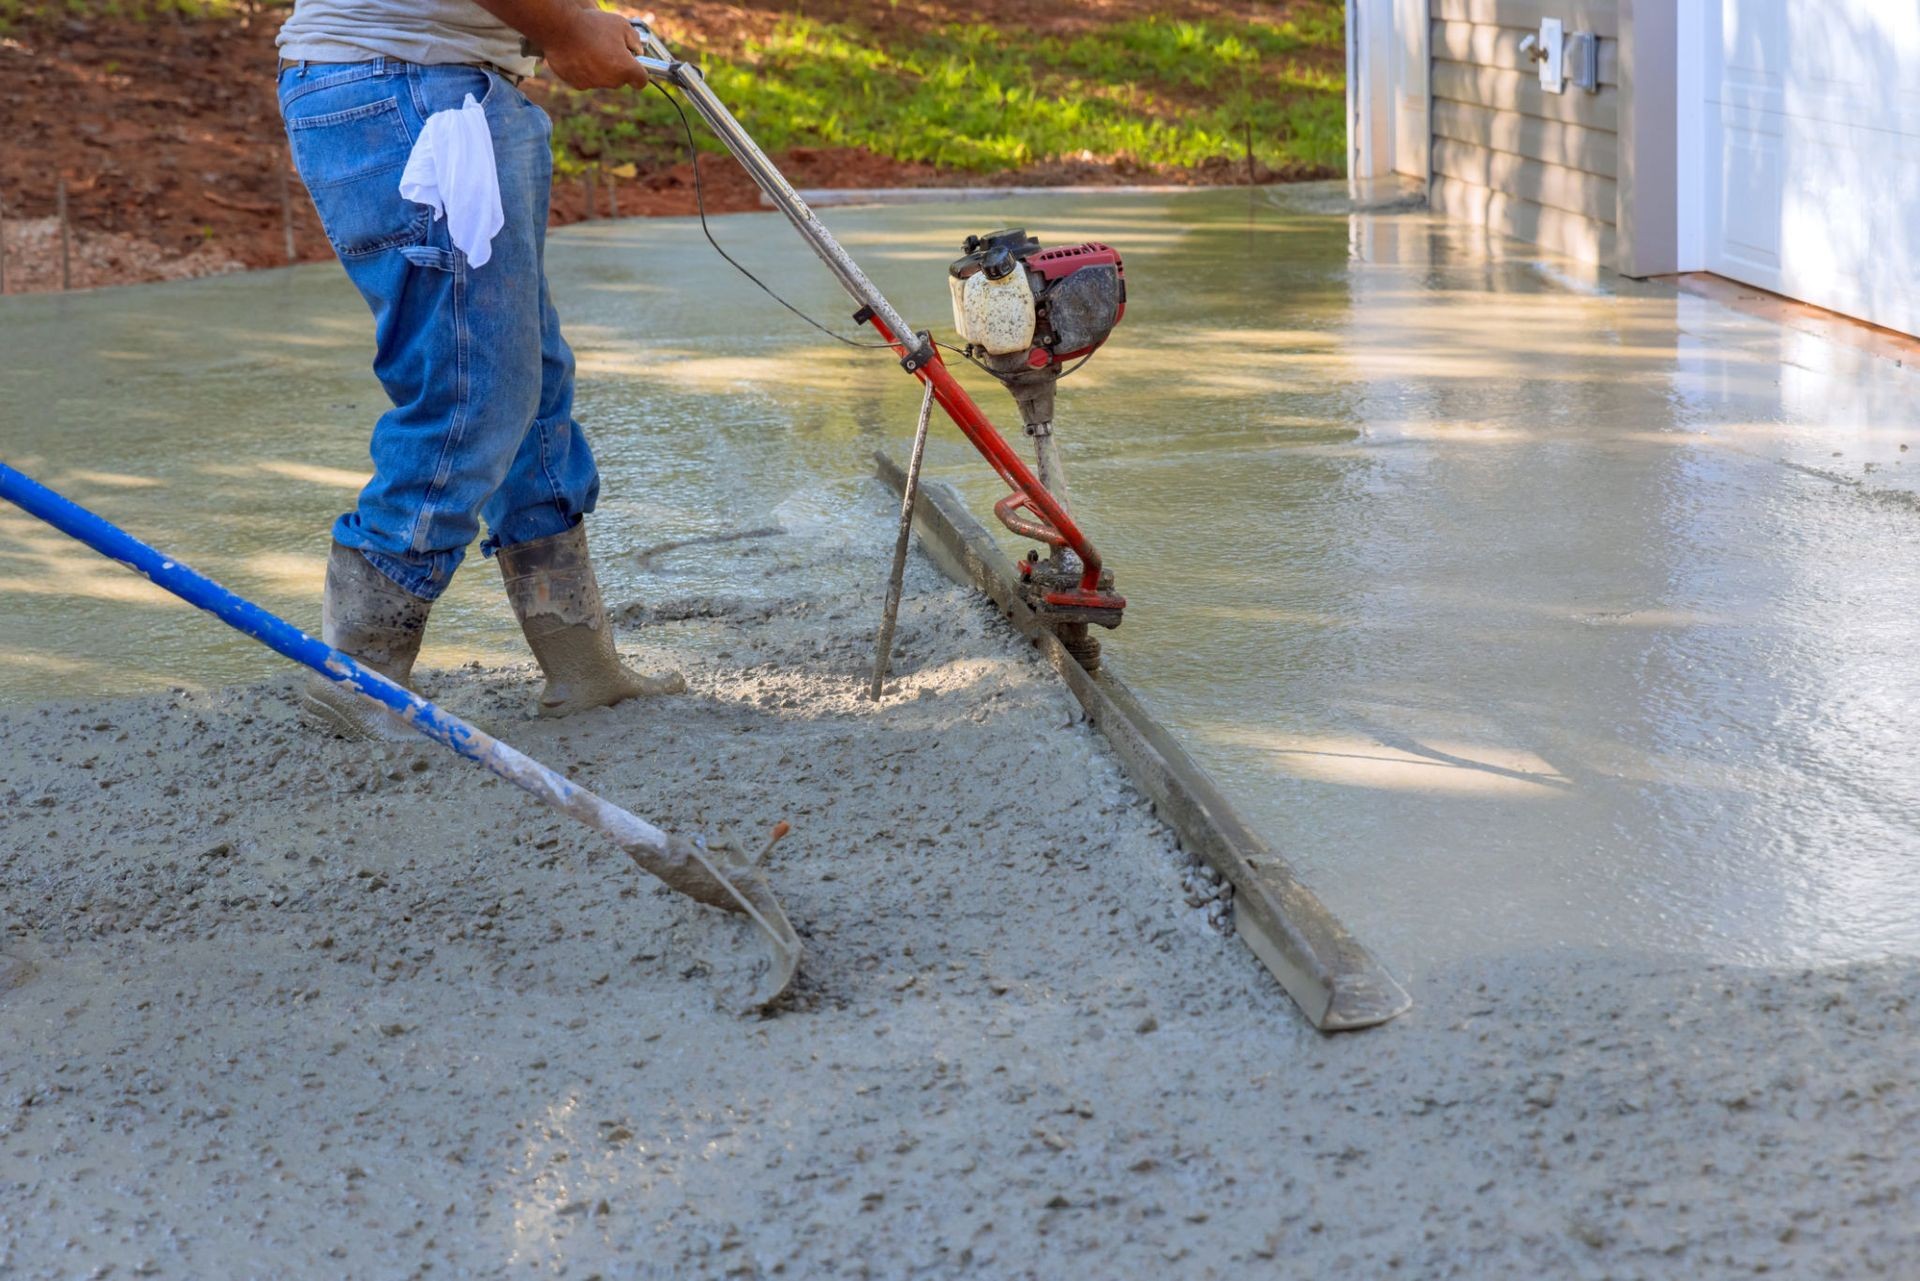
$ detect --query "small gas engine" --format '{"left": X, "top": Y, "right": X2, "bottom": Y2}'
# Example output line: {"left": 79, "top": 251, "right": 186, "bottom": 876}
{"left": 948, "top": 230, "right": 1127, "bottom": 666}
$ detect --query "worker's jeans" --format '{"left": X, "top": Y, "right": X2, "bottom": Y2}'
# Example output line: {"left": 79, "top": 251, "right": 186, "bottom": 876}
{"left": 278, "top": 59, "right": 598, "bottom": 601}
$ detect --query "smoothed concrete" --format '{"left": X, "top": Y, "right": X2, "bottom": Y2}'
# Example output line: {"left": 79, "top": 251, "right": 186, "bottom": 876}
{"left": 3, "top": 194, "right": 1919, "bottom": 1277}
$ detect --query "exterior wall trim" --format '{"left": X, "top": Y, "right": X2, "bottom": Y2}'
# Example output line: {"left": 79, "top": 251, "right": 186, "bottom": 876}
{"left": 1615, "top": 0, "right": 1678, "bottom": 276}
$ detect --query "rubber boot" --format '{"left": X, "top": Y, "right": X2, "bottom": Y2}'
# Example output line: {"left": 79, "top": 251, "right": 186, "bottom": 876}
{"left": 497, "top": 522, "right": 685, "bottom": 717}
{"left": 301, "top": 541, "right": 432, "bottom": 742}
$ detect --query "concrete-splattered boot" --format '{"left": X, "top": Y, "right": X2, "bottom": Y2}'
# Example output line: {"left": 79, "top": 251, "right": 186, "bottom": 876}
{"left": 497, "top": 522, "right": 685, "bottom": 717}
{"left": 301, "top": 541, "right": 432, "bottom": 741}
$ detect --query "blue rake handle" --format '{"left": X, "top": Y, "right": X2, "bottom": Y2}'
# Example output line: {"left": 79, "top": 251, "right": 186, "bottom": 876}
{"left": 0, "top": 462, "right": 801, "bottom": 1005}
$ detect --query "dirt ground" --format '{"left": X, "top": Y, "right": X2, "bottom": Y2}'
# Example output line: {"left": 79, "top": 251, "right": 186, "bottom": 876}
{"left": 0, "top": 0, "right": 1320, "bottom": 292}
{"left": 2, "top": 491, "right": 1917, "bottom": 1278}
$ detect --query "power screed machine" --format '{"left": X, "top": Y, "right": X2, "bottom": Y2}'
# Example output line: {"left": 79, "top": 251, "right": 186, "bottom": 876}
{"left": 628, "top": 21, "right": 1130, "bottom": 670}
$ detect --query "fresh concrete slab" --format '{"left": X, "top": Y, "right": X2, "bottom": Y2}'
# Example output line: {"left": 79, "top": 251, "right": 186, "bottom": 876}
{"left": 2, "top": 193, "right": 1918, "bottom": 1277}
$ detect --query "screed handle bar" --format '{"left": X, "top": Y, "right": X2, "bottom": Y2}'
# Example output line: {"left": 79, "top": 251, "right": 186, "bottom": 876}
{"left": 0, "top": 462, "right": 783, "bottom": 940}
{"left": 634, "top": 43, "right": 918, "bottom": 348}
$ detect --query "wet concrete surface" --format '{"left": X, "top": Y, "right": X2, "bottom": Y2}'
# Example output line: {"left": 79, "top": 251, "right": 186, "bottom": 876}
{"left": 5, "top": 186, "right": 1919, "bottom": 982}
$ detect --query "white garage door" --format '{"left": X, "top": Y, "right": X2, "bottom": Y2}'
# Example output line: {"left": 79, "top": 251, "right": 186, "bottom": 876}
{"left": 1696, "top": 3, "right": 1920, "bottom": 335}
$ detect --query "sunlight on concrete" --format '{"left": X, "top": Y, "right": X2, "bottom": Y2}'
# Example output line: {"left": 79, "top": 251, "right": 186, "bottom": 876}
{"left": 575, "top": 343, "right": 877, "bottom": 394}
{"left": 6, "top": 189, "right": 1920, "bottom": 974}
{"left": 1216, "top": 728, "right": 1571, "bottom": 797}
{"left": 202, "top": 460, "right": 371, "bottom": 491}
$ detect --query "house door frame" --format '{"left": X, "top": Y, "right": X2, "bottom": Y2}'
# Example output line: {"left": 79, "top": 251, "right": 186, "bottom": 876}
{"left": 1348, "top": 0, "right": 1429, "bottom": 182}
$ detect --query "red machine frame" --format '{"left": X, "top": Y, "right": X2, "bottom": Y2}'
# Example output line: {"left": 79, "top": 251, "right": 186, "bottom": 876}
{"left": 862, "top": 312, "right": 1124, "bottom": 614}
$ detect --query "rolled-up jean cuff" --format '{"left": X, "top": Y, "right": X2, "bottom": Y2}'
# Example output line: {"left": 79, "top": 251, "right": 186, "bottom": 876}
{"left": 479, "top": 507, "right": 583, "bottom": 559}
{"left": 359, "top": 546, "right": 454, "bottom": 601}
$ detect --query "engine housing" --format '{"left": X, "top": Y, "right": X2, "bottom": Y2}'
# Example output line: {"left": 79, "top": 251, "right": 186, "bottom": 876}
{"left": 949, "top": 229, "right": 1127, "bottom": 367}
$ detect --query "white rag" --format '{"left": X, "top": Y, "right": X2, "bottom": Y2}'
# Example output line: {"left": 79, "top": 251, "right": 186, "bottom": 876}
{"left": 398, "top": 94, "right": 504, "bottom": 268}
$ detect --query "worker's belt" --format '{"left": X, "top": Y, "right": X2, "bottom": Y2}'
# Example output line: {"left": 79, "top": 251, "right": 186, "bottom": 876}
{"left": 275, "top": 58, "right": 526, "bottom": 87}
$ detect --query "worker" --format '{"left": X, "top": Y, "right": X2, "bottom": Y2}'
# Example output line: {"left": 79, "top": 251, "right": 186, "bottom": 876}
{"left": 273, "top": 0, "right": 682, "bottom": 738}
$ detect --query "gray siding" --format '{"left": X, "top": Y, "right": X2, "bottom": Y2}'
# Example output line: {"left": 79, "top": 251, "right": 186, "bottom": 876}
{"left": 1427, "top": 0, "right": 1622, "bottom": 267}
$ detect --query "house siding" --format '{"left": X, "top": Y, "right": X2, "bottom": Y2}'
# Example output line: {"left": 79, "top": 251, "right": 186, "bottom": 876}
{"left": 1427, "top": 0, "right": 1622, "bottom": 267}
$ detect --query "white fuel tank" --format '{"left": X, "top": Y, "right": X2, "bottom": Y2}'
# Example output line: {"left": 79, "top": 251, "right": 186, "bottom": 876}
{"left": 950, "top": 266, "right": 1037, "bottom": 355}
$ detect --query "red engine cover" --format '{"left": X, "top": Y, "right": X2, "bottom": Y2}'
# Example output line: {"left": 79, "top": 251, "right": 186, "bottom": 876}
{"left": 1026, "top": 241, "right": 1124, "bottom": 283}
{"left": 1021, "top": 241, "right": 1127, "bottom": 359}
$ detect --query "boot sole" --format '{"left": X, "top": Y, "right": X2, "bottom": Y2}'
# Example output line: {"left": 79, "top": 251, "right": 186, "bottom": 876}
{"left": 300, "top": 688, "right": 419, "bottom": 743}
{"left": 536, "top": 672, "right": 687, "bottom": 718}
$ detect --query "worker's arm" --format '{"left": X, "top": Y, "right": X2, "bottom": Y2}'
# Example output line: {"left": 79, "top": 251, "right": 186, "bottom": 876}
{"left": 468, "top": 0, "right": 650, "bottom": 91}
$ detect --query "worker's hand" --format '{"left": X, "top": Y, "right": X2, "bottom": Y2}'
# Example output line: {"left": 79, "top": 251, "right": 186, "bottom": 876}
{"left": 542, "top": 7, "right": 650, "bottom": 91}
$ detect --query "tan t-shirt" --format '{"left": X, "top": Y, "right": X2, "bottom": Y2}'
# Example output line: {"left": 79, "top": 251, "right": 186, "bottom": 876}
{"left": 276, "top": 0, "right": 537, "bottom": 79}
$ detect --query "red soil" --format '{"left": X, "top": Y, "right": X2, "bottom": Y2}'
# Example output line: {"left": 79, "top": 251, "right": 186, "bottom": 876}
{"left": 0, "top": 2, "right": 1321, "bottom": 290}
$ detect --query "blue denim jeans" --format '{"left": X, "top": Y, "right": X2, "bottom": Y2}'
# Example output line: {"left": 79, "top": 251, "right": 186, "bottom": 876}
{"left": 278, "top": 59, "right": 598, "bottom": 601}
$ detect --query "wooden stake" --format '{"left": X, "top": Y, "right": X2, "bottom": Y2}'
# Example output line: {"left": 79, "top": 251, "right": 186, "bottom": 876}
{"left": 868, "top": 380, "right": 936, "bottom": 701}
{"left": 1243, "top": 120, "right": 1256, "bottom": 187}
{"left": 583, "top": 167, "right": 597, "bottom": 220}
{"left": 56, "top": 178, "right": 71, "bottom": 290}
{"left": 606, "top": 168, "right": 618, "bottom": 219}
{"left": 280, "top": 145, "right": 297, "bottom": 263}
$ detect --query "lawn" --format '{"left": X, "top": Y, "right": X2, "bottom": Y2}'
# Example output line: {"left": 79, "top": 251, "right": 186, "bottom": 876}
{"left": 548, "top": 8, "right": 1347, "bottom": 179}
{"left": 0, "top": 0, "right": 1345, "bottom": 288}
{"left": 4, "top": 0, "right": 1346, "bottom": 180}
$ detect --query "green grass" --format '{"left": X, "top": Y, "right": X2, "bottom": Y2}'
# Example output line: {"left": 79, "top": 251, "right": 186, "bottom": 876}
{"left": 550, "top": 9, "right": 1346, "bottom": 179}
{"left": 4, "top": 0, "right": 1346, "bottom": 180}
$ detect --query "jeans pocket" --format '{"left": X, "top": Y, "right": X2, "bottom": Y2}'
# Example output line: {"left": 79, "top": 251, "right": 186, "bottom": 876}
{"left": 286, "top": 97, "right": 428, "bottom": 258}
{"left": 399, "top": 245, "right": 462, "bottom": 273}
{"left": 411, "top": 65, "right": 497, "bottom": 119}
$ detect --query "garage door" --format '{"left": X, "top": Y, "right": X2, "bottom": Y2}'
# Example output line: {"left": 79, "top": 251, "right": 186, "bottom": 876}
{"left": 1698, "top": 3, "right": 1920, "bottom": 335}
